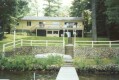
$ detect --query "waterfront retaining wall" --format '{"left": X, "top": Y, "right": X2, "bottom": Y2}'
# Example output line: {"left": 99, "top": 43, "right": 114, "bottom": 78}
{"left": 74, "top": 47, "right": 119, "bottom": 58}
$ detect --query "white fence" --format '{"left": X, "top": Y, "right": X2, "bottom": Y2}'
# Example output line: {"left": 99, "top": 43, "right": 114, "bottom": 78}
{"left": 74, "top": 41, "right": 119, "bottom": 47}
{"left": 2, "top": 40, "right": 21, "bottom": 53}
{"left": 3, "top": 39, "right": 64, "bottom": 53}
{"left": 3, "top": 40, "right": 119, "bottom": 54}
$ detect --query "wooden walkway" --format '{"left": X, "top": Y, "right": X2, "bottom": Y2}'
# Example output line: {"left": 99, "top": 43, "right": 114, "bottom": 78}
{"left": 56, "top": 67, "right": 79, "bottom": 80}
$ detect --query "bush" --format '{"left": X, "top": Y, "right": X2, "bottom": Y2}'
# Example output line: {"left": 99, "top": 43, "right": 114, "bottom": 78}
{"left": 113, "top": 56, "right": 119, "bottom": 64}
{"left": 0, "top": 55, "right": 63, "bottom": 71}
{"left": 74, "top": 57, "right": 119, "bottom": 72}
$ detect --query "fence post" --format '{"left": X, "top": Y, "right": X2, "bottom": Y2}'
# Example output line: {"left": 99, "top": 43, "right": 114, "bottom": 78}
{"left": 109, "top": 41, "right": 111, "bottom": 47}
{"left": 31, "top": 40, "right": 32, "bottom": 46}
{"left": 74, "top": 41, "right": 75, "bottom": 48}
{"left": 92, "top": 41, "right": 94, "bottom": 48}
{"left": 21, "top": 39, "right": 23, "bottom": 46}
{"left": 2, "top": 44, "right": 5, "bottom": 57}
{"left": 46, "top": 40, "right": 48, "bottom": 47}
{"left": 63, "top": 40, "right": 65, "bottom": 48}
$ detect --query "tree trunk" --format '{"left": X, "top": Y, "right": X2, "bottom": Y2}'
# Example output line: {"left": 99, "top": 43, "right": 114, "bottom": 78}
{"left": 92, "top": 0, "right": 97, "bottom": 41}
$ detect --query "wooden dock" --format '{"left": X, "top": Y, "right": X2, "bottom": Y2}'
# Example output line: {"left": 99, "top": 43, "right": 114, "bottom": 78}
{"left": 56, "top": 67, "right": 79, "bottom": 80}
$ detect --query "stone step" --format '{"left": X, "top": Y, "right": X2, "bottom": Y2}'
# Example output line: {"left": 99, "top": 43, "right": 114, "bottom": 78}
{"left": 64, "top": 59, "right": 73, "bottom": 63}
{"left": 63, "top": 63, "right": 74, "bottom": 67}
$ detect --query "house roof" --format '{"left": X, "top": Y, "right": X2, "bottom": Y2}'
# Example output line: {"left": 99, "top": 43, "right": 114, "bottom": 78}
{"left": 21, "top": 16, "right": 83, "bottom": 21}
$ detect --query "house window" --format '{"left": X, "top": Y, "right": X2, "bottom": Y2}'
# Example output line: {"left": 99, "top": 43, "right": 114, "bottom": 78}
{"left": 53, "top": 31, "right": 58, "bottom": 34}
{"left": 39, "top": 22, "right": 44, "bottom": 28}
{"left": 27, "top": 21, "right": 31, "bottom": 26}
{"left": 47, "top": 31, "right": 52, "bottom": 34}
{"left": 68, "top": 22, "right": 74, "bottom": 28}
{"left": 52, "top": 22, "right": 60, "bottom": 25}
{"left": 64, "top": 22, "right": 77, "bottom": 28}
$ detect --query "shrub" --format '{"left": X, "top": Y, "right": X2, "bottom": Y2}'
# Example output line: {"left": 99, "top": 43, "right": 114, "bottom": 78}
{"left": 0, "top": 55, "right": 63, "bottom": 71}
{"left": 73, "top": 57, "right": 88, "bottom": 70}
{"left": 113, "top": 56, "right": 119, "bottom": 64}
{"left": 74, "top": 57, "right": 119, "bottom": 72}
{"left": 94, "top": 57, "right": 103, "bottom": 65}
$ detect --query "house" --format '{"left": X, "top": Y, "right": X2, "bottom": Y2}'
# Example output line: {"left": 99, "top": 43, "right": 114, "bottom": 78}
{"left": 17, "top": 16, "right": 84, "bottom": 37}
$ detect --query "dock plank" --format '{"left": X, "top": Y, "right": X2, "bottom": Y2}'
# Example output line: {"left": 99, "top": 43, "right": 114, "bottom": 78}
{"left": 56, "top": 67, "right": 79, "bottom": 80}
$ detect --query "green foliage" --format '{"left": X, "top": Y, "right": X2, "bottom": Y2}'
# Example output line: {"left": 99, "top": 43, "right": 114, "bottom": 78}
{"left": 0, "top": 55, "right": 63, "bottom": 71}
{"left": 105, "top": 0, "right": 119, "bottom": 24}
{"left": 70, "top": 0, "right": 91, "bottom": 17}
{"left": 113, "top": 56, "right": 119, "bottom": 64}
{"left": 96, "top": 0, "right": 107, "bottom": 37}
{"left": 0, "top": 0, "right": 29, "bottom": 38}
{"left": 44, "top": 0, "right": 61, "bottom": 16}
{"left": 94, "top": 57, "right": 102, "bottom": 65}
{"left": 0, "top": 53, "right": 2, "bottom": 59}
{"left": 73, "top": 58, "right": 87, "bottom": 70}
{"left": 70, "top": 0, "right": 92, "bottom": 37}
{"left": 74, "top": 57, "right": 119, "bottom": 72}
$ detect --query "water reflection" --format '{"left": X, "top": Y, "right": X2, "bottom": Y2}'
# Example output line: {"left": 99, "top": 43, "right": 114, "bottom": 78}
{"left": 79, "top": 73, "right": 119, "bottom": 80}
{"left": 0, "top": 71, "right": 57, "bottom": 80}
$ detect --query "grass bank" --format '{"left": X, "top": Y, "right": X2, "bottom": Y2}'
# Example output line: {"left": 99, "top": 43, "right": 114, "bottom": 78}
{"left": 74, "top": 57, "right": 119, "bottom": 73}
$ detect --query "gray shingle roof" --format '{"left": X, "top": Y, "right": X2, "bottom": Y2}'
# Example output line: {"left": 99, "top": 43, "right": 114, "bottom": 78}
{"left": 21, "top": 16, "right": 83, "bottom": 21}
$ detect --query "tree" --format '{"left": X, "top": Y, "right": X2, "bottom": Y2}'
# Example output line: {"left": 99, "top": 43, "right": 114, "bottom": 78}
{"left": 70, "top": 0, "right": 92, "bottom": 37}
{"left": 44, "top": 0, "right": 61, "bottom": 16}
{"left": 91, "top": 0, "right": 97, "bottom": 41}
{"left": 105, "top": 0, "right": 119, "bottom": 24}
{"left": 83, "top": 10, "right": 92, "bottom": 36}
{"left": 70, "top": 0, "right": 91, "bottom": 17}
{"left": 96, "top": 0, "right": 107, "bottom": 37}
{"left": 28, "top": 0, "right": 41, "bottom": 16}
{"left": 58, "top": 6, "right": 71, "bottom": 17}
{"left": 0, "top": 0, "right": 29, "bottom": 40}
{"left": 105, "top": 0, "right": 119, "bottom": 40}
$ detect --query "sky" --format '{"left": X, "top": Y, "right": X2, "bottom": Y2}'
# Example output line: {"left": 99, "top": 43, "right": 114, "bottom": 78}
{"left": 33, "top": 0, "right": 74, "bottom": 8}
{"left": 61, "top": 0, "right": 74, "bottom": 6}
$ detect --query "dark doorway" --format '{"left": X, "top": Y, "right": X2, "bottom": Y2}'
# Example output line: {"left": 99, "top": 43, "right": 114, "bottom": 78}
{"left": 76, "top": 30, "right": 82, "bottom": 37}
{"left": 59, "top": 30, "right": 63, "bottom": 37}
{"left": 37, "top": 30, "right": 46, "bottom": 36}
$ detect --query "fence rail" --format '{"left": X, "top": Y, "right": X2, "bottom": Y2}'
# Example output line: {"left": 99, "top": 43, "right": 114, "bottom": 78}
{"left": 3, "top": 40, "right": 119, "bottom": 55}
{"left": 3, "top": 39, "right": 64, "bottom": 53}
{"left": 74, "top": 41, "right": 119, "bottom": 47}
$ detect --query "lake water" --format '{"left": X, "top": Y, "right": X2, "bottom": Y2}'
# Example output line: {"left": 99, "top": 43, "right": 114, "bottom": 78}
{"left": 0, "top": 71, "right": 119, "bottom": 80}
{"left": 79, "top": 73, "right": 119, "bottom": 80}
{"left": 0, "top": 71, "right": 57, "bottom": 80}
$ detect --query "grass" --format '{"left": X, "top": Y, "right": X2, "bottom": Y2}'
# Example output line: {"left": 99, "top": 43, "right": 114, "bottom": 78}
{"left": 73, "top": 57, "right": 119, "bottom": 72}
